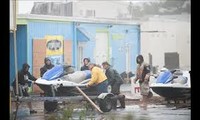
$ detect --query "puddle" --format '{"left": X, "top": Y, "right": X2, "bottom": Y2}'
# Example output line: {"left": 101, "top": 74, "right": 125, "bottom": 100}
{"left": 40, "top": 104, "right": 190, "bottom": 120}
{"left": 13, "top": 104, "right": 190, "bottom": 120}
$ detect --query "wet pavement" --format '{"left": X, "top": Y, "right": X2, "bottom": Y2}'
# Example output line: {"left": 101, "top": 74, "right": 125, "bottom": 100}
{"left": 109, "top": 104, "right": 191, "bottom": 120}
{"left": 12, "top": 103, "right": 190, "bottom": 120}
{"left": 11, "top": 84, "right": 191, "bottom": 120}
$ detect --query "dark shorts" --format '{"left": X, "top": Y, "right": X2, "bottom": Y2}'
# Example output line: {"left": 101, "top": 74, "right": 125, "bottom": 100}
{"left": 139, "top": 81, "right": 150, "bottom": 96}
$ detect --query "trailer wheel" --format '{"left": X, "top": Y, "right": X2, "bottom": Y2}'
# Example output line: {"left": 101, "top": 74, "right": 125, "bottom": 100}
{"left": 99, "top": 96, "right": 112, "bottom": 112}
{"left": 44, "top": 100, "right": 58, "bottom": 113}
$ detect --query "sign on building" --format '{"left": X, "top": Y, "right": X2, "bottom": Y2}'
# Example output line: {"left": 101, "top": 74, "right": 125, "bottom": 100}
{"left": 45, "top": 35, "right": 64, "bottom": 65}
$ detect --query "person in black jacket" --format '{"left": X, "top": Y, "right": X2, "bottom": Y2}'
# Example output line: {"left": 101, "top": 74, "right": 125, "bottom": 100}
{"left": 80, "top": 58, "right": 90, "bottom": 71}
{"left": 102, "top": 61, "right": 125, "bottom": 109}
{"left": 12, "top": 63, "right": 37, "bottom": 114}
{"left": 40, "top": 57, "right": 54, "bottom": 77}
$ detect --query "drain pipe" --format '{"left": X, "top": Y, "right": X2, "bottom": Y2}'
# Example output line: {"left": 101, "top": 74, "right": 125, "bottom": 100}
{"left": 12, "top": 0, "right": 19, "bottom": 119}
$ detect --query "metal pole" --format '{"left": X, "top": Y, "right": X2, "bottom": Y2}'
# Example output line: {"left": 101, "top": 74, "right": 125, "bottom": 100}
{"left": 13, "top": 0, "right": 19, "bottom": 97}
{"left": 73, "top": 23, "right": 78, "bottom": 70}
{"left": 14, "top": 30, "right": 18, "bottom": 96}
{"left": 12, "top": 0, "right": 19, "bottom": 120}
{"left": 13, "top": 1, "right": 19, "bottom": 120}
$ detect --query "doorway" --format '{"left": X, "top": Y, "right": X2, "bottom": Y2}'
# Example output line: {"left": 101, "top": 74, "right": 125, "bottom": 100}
{"left": 94, "top": 32, "right": 109, "bottom": 65}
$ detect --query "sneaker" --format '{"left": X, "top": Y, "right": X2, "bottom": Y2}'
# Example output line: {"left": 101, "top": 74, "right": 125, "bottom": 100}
{"left": 30, "top": 110, "right": 37, "bottom": 114}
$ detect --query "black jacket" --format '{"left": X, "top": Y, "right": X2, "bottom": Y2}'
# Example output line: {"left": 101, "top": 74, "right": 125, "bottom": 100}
{"left": 40, "top": 64, "right": 54, "bottom": 77}
{"left": 80, "top": 65, "right": 89, "bottom": 71}
{"left": 141, "top": 64, "right": 150, "bottom": 81}
{"left": 40, "top": 57, "right": 55, "bottom": 77}
{"left": 105, "top": 67, "right": 123, "bottom": 86}
{"left": 12, "top": 69, "right": 37, "bottom": 87}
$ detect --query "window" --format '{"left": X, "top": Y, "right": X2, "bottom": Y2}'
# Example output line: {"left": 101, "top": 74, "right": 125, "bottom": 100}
{"left": 85, "top": 10, "right": 95, "bottom": 17}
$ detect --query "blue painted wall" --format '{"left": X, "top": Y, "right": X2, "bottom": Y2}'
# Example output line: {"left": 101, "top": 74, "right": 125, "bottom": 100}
{"left": 27, "top": 21, "right": 74, "bottom": 72}
{"left": 77, "top": 23, "right": 140, "bottom": 74}
{"left": 77, "top": 23, "right": 109, "bottom": 63}
{"left": 10, "top": 25, "right": 27, "bottom": 84}
{"left": 109, "top": 25, "right": 140, "bottom": 73}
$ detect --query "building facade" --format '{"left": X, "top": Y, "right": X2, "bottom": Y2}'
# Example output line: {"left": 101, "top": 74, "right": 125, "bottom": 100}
{"left": 140, "top": 14, "right": 191, "bottom": 71}
{"left": 10, "top": 14, "right": 140, "bottom": 84}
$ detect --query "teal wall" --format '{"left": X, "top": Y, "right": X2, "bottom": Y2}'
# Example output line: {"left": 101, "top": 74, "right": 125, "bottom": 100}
{"left": 10, "top": 25, "right": 27, "bottom": 84}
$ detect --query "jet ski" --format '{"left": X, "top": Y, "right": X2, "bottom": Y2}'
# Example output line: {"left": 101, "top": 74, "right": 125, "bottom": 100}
{"left": 150, "top": 69, "right": 191, "bottom": 100}
{"left": 35, "top": 65, "right": 99, "bottom": 96}
{"left": 35, "top": 65, "right": 117, "bottom": 113}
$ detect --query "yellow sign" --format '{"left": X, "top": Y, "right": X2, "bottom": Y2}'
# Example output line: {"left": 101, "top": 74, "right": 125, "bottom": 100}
{"left": 45, "top": 35, "right": 64, "bottom": 56}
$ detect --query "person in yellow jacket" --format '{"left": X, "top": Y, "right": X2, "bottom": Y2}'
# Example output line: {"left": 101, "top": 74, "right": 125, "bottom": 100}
{"left": 86, "top": 63, "right": 108, "bottom": 94}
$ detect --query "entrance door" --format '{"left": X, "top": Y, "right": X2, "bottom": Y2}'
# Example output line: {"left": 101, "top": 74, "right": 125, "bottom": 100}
{"left": 95, "top": 32, "right": 109, "bottom": 65}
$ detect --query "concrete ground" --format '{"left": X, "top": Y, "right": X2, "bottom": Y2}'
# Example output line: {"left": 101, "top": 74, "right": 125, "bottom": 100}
{"left": 11, "top": 100, "right": 190, "bottom": 120}
{"left": 10, "top": 83, "right": 191, "bottom": 120}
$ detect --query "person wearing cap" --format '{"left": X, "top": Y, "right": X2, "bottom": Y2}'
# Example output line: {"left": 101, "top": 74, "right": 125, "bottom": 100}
{"left": 102, "top": 61, "right": 125, "bottom": 109}
{"left": 133, "top": 55, "right": 151, "bottom": 109}
{"left": 12, "top": 63, "right": 38, "bottom": 114}
{"left": 40, "top": 57, "right": 55, "bottom": 77}
{"left": 80, "top": 58, "right": 90, "bottom": 71}
{"left": 86, "top": 63, "right": 108, "bottom": 94}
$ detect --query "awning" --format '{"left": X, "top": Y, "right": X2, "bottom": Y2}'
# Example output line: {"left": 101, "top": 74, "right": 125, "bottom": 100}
{"left": 77, "top": 27, "right": 90, "bottom": 42}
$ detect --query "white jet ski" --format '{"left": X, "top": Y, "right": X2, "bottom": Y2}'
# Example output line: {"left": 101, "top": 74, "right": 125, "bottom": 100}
{"left": 150, "top": 69, "right": 191, "bottom": 100}
{"left": 35, "top": 65, "right": 99, "bottom": 96}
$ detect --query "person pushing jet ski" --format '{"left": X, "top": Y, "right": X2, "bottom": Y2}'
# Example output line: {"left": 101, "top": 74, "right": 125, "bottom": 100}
{"left": 40, "top": 57, "right": 54, "bottom": 77}
{"left": 102, "top": 61, "right": 125, "bottom": 109}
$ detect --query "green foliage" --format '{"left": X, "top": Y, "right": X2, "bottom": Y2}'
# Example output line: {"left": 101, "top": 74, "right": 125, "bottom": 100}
{"left": 61, "top": 105, "right": 75, "bottom": 120}
{"left": 124, "top": 113, "right": 134, "bottom": 120}
{"left": 79, "top": 109, "right": 86, "bottom": 120}
{"left": 47, "top": 115, "right": 57, "bottom": 120}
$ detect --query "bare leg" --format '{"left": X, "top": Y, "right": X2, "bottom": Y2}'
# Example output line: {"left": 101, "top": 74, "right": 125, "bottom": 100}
{"left": 28, "top": 102, "right": 37, "bottom": 114}
{"left": 141, "top": 95, "right": 148, "bottom": 110}
{"left": 27, "top": 102, "right": 33, "bottom": 110}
